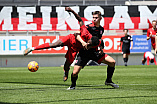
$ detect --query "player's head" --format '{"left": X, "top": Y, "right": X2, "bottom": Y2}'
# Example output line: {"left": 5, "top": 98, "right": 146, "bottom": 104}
{"left": 150, "top": 58, "right": 154, "bottom": 63}
{"left": 92, "top": 11, "right": 102, "bottom": 25}
{"left": 87, "top": 36, "right": 100, "bottom": 49}
{"left": 123, "top": 29, "right": 128, "bottom": 36}
{"left": 152, "top": 20, "right": 157, "bottom": 29}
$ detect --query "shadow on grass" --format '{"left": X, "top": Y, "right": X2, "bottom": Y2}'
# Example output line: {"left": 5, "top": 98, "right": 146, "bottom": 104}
{"left": 0, "top": 102, "right": 22, "bottom": 104}
{"left": 31, "top": 96, "right": 157, "bottom": 103}
{"left": 1, "top": 96, "right": 157, "bottom": 104}
{"left": 0, "top": 81, "right": 69, "bottom": 90}
{"left": 0, "top": 82, "right": 113, "bottom": 91}
{"left": 1, "top": 81, "right": 69, "bottom": 86}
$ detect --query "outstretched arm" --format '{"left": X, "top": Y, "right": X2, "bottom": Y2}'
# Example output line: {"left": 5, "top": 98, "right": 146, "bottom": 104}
{"left": 74, "top": 32, "right": 87, "bottom": 49}
{"left": 65, "top": 7, "right": 84, "bottom": 26}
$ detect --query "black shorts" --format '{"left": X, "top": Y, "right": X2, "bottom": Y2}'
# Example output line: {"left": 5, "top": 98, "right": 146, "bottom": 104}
{"left": 122, "top": 48, "right": 130, "bottom": 54}
{"left": 75, "top": 49, "right": 108, "bottom": 68}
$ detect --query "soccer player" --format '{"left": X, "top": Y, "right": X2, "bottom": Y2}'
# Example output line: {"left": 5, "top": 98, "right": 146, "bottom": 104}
{"left": 65, "top": 7, "right": 119, "bottom": 90}
{"left": 119, "top": 29, "right": 133, "bottom": 66}
{"left": 147, "top": 20, "right": 157, "bottom": 51}
{"left": 24, "top": 34, "right": 101, "bottom": 76}
{"left": 24, "top": 9, "right": 102, "bottom": 82}
{"left": 142, "top": 51, "right": 157, "bottom": 65}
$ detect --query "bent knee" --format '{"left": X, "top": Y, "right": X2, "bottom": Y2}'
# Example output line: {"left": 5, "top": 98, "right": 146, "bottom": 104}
{"left": 72, "top": 73, "right": 78, "bottom": 77}
{"left": 110, "top": 60, "right": 116, "bottom": 67}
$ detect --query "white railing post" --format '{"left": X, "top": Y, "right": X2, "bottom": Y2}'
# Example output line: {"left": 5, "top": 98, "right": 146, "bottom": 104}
{"left": 61, "top": 0, "right": 63, "bottom": 5}
{"left": 83, "top": 0, "right": 85, "bottom": 5}
{"left": 105, "top": 0, "right": 107, "bottom": 5}
{"left": 38, "top": 0, "right": 40, "bottom": 5}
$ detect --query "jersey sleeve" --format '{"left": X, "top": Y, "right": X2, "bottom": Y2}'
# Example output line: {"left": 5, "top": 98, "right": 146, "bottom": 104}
{"left": 80, "top": 25, "right": 92, "bottom": 40}
{"left": 80, "top": 25, "right": 87, "bottom": 37}
{"left": 130, "top": 36, "right": 133, "bottom": 41}
{"left": 120, "top": 37, "right": 123, "bottom": 42}
{"left": 100, "top": 39, "right": 104, "bottom": 48}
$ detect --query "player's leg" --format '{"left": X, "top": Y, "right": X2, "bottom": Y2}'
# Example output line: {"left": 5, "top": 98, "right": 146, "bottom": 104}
{"left": 63, "top": 59, "right": 71, "bottom": 82}
{"left": 100, "top": 55, "right": 119, "bottom": 88}
{"left": 147, "top": 57, "right": 150, "bottom": 65}
{"left": 154, "top": 58, "right": 157, "bottom": 65}
{"left": 123, "top": 53, "right": 127, "bottom": 66}
{"left": 23, "top": 40, "right": 63, "bottom": 56}
{"left": 101, "top": 55, "right": 115, "bottom": 82}
{"left": 67, "top": 53, "right": 88, "bottom": 90}
{"left": 63, "top": 49, "right": 78, "bottom": 82}
{"left": 67, "top": 65, "right": 82, "bottom": 90}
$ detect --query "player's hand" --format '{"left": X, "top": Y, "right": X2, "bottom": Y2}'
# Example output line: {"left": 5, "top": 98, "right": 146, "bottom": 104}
{"left": 65, "top": 7, "right": 73, "bottom": 12}
{"left": 82, "top": 42, "right": 88, "bottom": 50}
{"left": 130, "top": 47, "right": 133, "bottom": 50}
{"left": 99, "top": 49, "right": 104, "bottom": 55}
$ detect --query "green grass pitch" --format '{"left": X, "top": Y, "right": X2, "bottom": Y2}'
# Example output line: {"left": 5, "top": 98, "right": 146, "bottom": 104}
{"left": 0, "top": 65, "right": 157, "bottom": 104}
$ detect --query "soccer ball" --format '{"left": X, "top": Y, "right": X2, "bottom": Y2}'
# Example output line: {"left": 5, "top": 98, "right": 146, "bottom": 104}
{"left": 27, "top": 61, "right": 39, "bottom": 72}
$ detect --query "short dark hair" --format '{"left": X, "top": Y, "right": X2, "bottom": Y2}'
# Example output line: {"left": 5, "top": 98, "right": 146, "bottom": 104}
{"left": 91, "top": 36, "right": 99, "bottom": 46}
{"left": 123, "top": 29, "right": 128, "bottom": 32}
{"left": 152, "top": 20, "right": 157, "bottom": 23}
{"left": 150, "top": 59, "right": 154, "bottom": 63}
{"left": 92, "top": 11, "right": 101, "bottom": 17}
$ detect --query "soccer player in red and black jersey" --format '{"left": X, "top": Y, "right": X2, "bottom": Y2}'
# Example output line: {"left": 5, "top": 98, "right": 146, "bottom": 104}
{"left": 86, "top": 11, "right": 104, "bottom": 39}
{"left": 119, "top": 29, "right": 133, "bottom": 66}
{"left": 65, "top": 7, "right": 119, "bottom": 90}
{"left": 147, "top": 20, "right": 157, "bottom": 52}
{"left": 23, "top": 10, "right": 102, "bottom": 81}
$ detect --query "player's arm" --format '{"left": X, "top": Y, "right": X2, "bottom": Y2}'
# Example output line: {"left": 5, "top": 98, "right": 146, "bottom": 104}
{"left": 99, "top": 39, "right": 104, "bottom": 54}
{"left": 74, "top": 32, "right": 87, "bottom": 48}
{"left": 119, "top": 40, "right": 122, "bottom": 51}
{"left": 147, "top": 30, "right": 151, "bottom": 40}
{"left": 130, "top": 41, "right": 133, "bottom": 49}
{"left": 65, "top": 7, "right": 84, "bottom": 26}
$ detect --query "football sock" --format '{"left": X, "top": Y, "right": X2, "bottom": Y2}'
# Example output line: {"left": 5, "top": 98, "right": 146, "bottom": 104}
{"left": 64, "top": 66, "right": 70, "bottom": 72}
{"left": 123, "top": 58, "right": 127, "bottom": 63}
{"left": 71, "top": 73, "right": 78, "bottom": 87}
{"left": 34, "top": 43, "right": 50, "bottom": 50}
{"left": 126, "top": 58, "right": 128, "bottom": 62}
{"left": 106, "top": 66, "right": 115, "bottom": 82}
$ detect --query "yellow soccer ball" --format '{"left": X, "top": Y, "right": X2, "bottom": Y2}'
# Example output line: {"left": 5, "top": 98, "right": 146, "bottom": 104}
{"left": 27, "top": 61, "right": 39, "bottom": 72}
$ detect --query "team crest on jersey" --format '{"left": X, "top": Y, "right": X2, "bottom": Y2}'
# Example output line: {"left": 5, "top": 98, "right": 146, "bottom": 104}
{"left": 100, "top": 30, "right": 102, "bottom": 34}
{"left": 128, "top": 37, "right": 130, "bottom": 39}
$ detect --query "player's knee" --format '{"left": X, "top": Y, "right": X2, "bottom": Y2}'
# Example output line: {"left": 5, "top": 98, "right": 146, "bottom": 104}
{"left": 110, "top": 60, "right": 116, "bottom": 67}
{"left": 72, "top": 73, "right": 78, "bottom": 77}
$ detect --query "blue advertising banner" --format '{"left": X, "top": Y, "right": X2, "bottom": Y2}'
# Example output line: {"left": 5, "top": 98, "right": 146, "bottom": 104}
{"left": 130, "top": 35, "right": 151, "bottom": 53}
